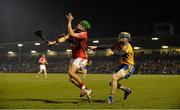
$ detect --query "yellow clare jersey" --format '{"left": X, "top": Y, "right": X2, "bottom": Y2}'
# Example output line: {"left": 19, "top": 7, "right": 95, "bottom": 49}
{"left": 120, "top": 42, "right": 134, "bottom": 65}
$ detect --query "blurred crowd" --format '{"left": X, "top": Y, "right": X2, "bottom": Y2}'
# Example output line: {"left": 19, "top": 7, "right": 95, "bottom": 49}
{"left": 135, "top": 50, "right": 180, "bottom": 74}
{"left": 0, "top": 50, "right": 179, "bottom": 75}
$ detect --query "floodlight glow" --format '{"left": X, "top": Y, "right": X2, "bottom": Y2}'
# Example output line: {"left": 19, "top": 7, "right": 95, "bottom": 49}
{"left": 66, "top": 49, "right": 72, "bottom": 52}
{"left": 8, "top": 51, "right": 16, "bottom": 57}
{"left": 134, "top": 47, "right": 140, "bottom": 50}
{"left": 93, "top": 40, "right": 99, "bottom": 43}
{"left": 35, "top": 43, "right": 40, "bottom": 46}
{"left": 18, "top": 44, "right": 23, "bottom": 47}
{"left": 162, "top": 45, "right": 168, "bottom": 49}
{"left": 151, "top": 37, "right": 159, "bottom": 40}
{"left": 8, "top": 51, "right": 13, "bottom": 54}
{"left": 47, "top": 50, "right": 51, "bottom": 52}
{"left": 31, "top": 50, "right": 36, "bottom": 53}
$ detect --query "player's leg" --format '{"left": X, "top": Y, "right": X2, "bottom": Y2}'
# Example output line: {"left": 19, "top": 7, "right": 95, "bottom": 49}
{"left": 69, "top": 76, "right": 87, "bottom": 97}
{"left": 43, "top": 67, "right": 48, "bottom": 79}
{"left": 117, "top": 82, "right": 131, "bottom": 100}
{"left": 68, "top": 59, "right": 81, "bottom": 88}
{"left": 77, "top": 67, "right": 88, "bottom": 97}
{"left": 78, "top": 59, "right": 92, "bottom": 99}
{"left": 69, "top": 64, "right": 83, "bottom": 86}
{"left": 69, "top": 64, "right": 92, "bottom": 101}
{"left": 107, "top": 71, "right": 124, "bottom": 103}
{"left": 69, "top": 64, "right": 91, "bottom": 91}
{"left": 69, "top": 74, "right": 89, "bottom": 98}
{"left": 68, "top": 58, "right": 87, "bottom": 88}
{"left": 117, "top": 65, "right": 135, "bottom": 100}
{"left": 36, "top": 65, "right": 42, "bottom": 78}
{"left": 68, "top": 58, "right": 92, "bottom": 102}
{"left": 69, "top": 76, "right": 80, "bottom": 88}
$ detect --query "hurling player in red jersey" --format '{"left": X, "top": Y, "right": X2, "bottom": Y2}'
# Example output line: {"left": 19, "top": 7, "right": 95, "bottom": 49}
{"left": 36, "top": 54, "right": 48, "bottom": 79}
{"left": 48, "top": 13, "right": 92, "bottom": 102}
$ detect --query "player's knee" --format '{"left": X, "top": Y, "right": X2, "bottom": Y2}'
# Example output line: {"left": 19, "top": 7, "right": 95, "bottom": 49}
{"left": 112, "top": 74, "right": 118, "bottom": 81}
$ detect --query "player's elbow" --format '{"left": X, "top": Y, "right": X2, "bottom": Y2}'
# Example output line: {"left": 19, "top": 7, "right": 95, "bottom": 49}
{"left": 68, "top": 30, "right": 78, "bottom": 37}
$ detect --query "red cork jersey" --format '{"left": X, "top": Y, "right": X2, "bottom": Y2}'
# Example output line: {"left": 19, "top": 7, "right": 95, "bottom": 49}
{"left": 70, "top": 31, "right": 88, "bottom": 59}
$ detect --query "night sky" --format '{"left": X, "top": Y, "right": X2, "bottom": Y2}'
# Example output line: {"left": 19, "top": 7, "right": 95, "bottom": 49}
{"left": 0, "top": 0, "right": 180, "bottom": 43}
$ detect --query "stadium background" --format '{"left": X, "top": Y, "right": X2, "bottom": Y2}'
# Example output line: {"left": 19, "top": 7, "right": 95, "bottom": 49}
{"left": 0, "top": 32, "right": 179, "bottom": 74}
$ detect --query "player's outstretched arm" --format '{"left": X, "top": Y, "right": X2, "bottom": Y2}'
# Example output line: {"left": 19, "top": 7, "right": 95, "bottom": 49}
{"left": 57, "top": 34, "right": 69, "bottom": 43}
{"left": 106, "top": 49, "right": 127, "bottom": 57}
{"left": 66, "top": 13, "right": 80, "bottom": 38}
{"left": 48, "top": 34, "right": 69, "bottom": 46}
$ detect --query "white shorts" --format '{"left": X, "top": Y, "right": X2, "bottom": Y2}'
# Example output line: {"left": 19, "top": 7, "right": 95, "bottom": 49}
{"left": 69, "top": 58, "right": 88, "bottom": 73}
{"left": 40, "top": 64, "right": 46, "bottom": 71}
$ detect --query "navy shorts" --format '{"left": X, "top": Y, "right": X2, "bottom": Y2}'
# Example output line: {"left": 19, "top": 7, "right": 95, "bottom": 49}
{"left": 115, "top": 64, "right": 135, "bottom": 79}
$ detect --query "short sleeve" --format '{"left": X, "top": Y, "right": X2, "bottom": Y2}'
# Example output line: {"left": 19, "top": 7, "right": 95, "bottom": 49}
{"left": 77, "top": 32, "right": 87, "bottom": 39}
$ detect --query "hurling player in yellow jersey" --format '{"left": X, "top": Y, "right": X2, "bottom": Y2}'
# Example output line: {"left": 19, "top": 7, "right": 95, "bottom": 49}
{"left": 106, "top": 32, "right": 135, "bottom": 103}
{"left": 89, "top": 32, "right": 135, "bottom": 103}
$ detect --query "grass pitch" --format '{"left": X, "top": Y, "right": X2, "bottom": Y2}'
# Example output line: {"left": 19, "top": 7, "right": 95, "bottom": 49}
{"left": 0, "top": 73, "right": 180, "bottom": 109}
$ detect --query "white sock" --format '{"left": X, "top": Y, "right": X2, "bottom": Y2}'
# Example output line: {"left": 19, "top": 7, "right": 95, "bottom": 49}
{"left": 81, "top": 85, "right": 86, "bottom": 90}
